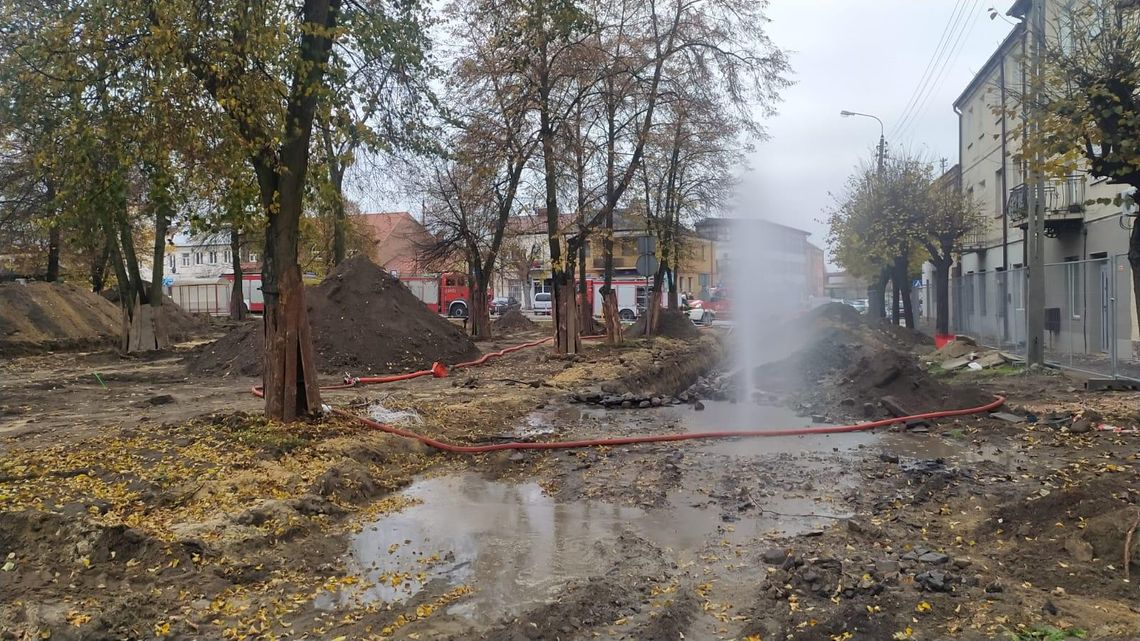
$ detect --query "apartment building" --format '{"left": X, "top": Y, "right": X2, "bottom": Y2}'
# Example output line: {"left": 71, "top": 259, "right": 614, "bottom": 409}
{"left": 950, "top": 0, "right": 1138, "bottom": 364}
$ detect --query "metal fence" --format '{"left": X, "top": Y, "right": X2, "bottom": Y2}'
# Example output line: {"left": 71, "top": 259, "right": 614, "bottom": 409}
{"left": 918, "top": 256, "right": 1140, "bottom": 380}
{"left": 170, "top": 282, "right": 232, "bottom": 316}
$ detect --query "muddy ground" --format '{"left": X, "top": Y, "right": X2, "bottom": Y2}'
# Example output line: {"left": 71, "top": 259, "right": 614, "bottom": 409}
{"left": 1, "top": 326, "right": 1139, "bottom": 641}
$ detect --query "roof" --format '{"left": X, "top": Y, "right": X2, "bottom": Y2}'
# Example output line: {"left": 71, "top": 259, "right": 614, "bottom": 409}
{"left": 953, "top": 23, "right": 1024, "bottom": 109}
{"left": 695, "top": 217, "right": 812, "bottom": 238}
{"left": 355, "top": 211, "right": 433, "bottom": 274}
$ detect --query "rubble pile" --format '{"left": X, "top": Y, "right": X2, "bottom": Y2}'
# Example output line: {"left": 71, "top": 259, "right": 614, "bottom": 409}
{"left": 925, "top": 337, "right": 1016, "bottom": 371}
{"left": 625, "top": 309, "right": 701, "bottom": 340}
{"left": 742, "top": 304, "right": 991, "bottom": 420}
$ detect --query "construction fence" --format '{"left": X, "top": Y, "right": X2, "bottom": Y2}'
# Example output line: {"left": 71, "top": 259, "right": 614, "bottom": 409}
{"left": 914, "top": 256, "right": 1140, "bottom": 380}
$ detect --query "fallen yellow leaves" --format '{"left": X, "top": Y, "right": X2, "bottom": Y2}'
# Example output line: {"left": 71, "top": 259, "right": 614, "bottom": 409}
{"left": 915, "top": 601, "right": 932, "bottom": 613}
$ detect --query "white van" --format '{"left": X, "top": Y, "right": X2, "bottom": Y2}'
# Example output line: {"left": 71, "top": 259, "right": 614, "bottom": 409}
{"left": 533, "top": 292, "right": 552, "bottom": 315}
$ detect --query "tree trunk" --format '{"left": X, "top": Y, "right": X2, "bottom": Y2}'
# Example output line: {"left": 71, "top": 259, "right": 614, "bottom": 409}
{"left": 578, "top": 239, "right": 591, "bottom": 332}
{"left": 251, "top": 0, "right": 337, "bottom": 421}
{"left": 554, "top": 273, "right": 581, "bottom": 353}
{"left": 933, "top": 257, "right": 951, "bottom": 335}
{"left": 470, "top": 270, "right": 492, "bottom": 339}
{"left": 258, "top": 161, "right": 322, "bottom": 422}
{"left": 148, "top": 187, "right": 171, "bottom": 349}
{"left": 891, "top": 273, "right": 901, "bottom": 326}
{"left": 229, "top": 227, "right": 245, "bottom": 320}
{"left": 46, "top": 223, "right": 60, "bottom": 282}
{"left": 602, "top": 290, "right": 622, "bottom": 344}
{"left": 332, "top": 174, "right": 347, "bottom": 266}
{"left": 646, "top": 268, "right": 665, "bottom": 336}
{"left": 602, "top": 96, "right": 621, "bottom": 346}
{"left": 869, "top": 267, "right": 889, "bottom": 319}
{"left": 90, "top": 240, "right": 110, "bottom": 293}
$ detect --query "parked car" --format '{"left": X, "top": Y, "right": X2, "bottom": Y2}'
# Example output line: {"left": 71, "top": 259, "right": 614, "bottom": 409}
{"left": 533, "top": 292, "right": 553, "bottom": 315}
{"left": 846, "top": 299, "right": 869, "bottom": 314}
{"left": 682, "top": 296, "right": 716, "bottom": 326}
{"left": 490, "top": 296, "right": 521, "bottom": 315}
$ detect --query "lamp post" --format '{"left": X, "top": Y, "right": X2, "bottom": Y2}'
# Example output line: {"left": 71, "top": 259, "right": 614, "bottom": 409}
{"left": 840, "top": 110, "right": 885, "bottom": 172}
{"left": 841, "top": 109, "right": 889, "bottom": 320}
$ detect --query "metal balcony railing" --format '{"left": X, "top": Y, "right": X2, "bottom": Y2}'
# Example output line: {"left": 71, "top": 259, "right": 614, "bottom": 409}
{"left": 1007, "top": 175, "right": 1087, "bottom": 223}
{"left": 958, "top": 225, "right": 988, "bottom": 252}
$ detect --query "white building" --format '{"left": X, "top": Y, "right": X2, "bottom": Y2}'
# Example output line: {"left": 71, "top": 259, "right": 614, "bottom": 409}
{"left": 949, "top": 0, "right": 1138, "bottom": 367}
{"left": 164, "top": 232, "right": 257, "bottom": 282}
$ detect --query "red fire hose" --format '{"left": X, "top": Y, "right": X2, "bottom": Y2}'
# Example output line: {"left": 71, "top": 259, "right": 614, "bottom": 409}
{"left": 252, "top": 335, "right": 1006, "bottom": 453}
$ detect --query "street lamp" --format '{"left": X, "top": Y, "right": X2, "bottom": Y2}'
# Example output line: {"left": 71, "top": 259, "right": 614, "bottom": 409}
{"left": 840, "top": 110, "right": 885, "bottom": 171}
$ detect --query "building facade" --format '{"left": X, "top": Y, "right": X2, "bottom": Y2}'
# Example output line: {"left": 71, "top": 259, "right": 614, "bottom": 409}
{"left": 950, "top": 0, "right": 1139, "bottom": 364}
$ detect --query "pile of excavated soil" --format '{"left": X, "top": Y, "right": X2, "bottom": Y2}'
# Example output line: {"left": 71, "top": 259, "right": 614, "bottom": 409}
{"left": 192, "top": 257, "right": 480, "bottom": 376}
{"left": 101, "top": 289, "right": 212, "bottom": 343}
{"left": 626, "top": 310, "right": 701, "bottom": 340}
{"left": 751, "top": 303, "right": 986, "bottom": 418}
{"left": 492, "top": 309, "right": 538, "bottom": 334}
{"left": 0, "top": 281, "right": 121, "bottom": 355}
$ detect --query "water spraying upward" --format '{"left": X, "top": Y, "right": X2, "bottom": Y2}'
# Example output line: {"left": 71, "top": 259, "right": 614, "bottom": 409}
{"left": 725, "top": 217, "right": 812, "bottom": 405}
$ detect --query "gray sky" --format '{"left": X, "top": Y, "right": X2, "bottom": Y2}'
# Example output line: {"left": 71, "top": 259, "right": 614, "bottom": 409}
{"left": 737, "top": 0, "right": 1016, "bottom": 259}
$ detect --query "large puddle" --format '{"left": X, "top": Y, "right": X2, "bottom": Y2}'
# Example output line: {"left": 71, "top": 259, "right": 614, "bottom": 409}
{"left": 331, "top": 471, "right": 848, "bottom": 622}
{"left": 327, "top": 400, "right": 1018, "bottom": 623}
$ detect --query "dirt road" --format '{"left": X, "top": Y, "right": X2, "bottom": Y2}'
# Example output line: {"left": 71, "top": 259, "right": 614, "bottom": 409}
{"left": 1, "top": 329, "right": 1138, "bottom": 640}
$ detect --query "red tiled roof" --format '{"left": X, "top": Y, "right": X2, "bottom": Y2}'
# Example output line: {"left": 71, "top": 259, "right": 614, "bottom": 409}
{"left": 356, "top": 212, "right": 433, "bottom": 274}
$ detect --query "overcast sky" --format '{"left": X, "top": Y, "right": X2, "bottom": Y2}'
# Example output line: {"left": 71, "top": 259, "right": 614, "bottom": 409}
{"left": 739, "top": 0, "right": 1016, "bottom": 258}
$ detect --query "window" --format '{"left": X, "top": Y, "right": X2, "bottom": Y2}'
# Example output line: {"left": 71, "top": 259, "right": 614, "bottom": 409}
{"left": 995, "top": 169, "right": 1003, "bottom": 217}
{"left": 621, "top": 239, "right": 635, "bottom": 257}
{"left": 1066, "top": 256, "right": 1082, "bottom": 319}
{"left": 224, "top": 250, "right": 232, "bottom": 263}
{"left": 168, "top": 255, "right": 175, "bottom": 269}
{"left": 699, "top": 245, "right": 706, "bottom": 260}
{"left": 445, "top": 277, "right": 455, "bottom": 286}
{"left": 208, "top": 251, "right": 218, "bottom": 264}
{"left": 181, "top": 253, "right": 190, "bottom": 267}
{"left": 194, "top": 252, "right": 203, "bottom": 265}
{"left": 248, "top": 253, "right": 257, "bottom": 262}
{"left": 1060, "top": 2, "right": 1075, "bottom": 54}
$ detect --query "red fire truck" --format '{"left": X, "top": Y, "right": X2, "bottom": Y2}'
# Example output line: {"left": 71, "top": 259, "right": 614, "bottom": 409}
{"left": 399, "top": 272, "right": 492, "bottom": 317}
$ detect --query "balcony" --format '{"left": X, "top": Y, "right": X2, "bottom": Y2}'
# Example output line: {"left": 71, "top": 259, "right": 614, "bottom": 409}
{"left": 958, "top": 226, "right": 988, "bottom": 253}
{"left": 1007, "top": 175, "right": 1086, "bottom": 236}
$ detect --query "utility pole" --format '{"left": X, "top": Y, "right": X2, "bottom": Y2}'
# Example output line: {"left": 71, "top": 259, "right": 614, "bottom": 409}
{"left": 1025, "top": 0, "right": 1046, "bottom": 366}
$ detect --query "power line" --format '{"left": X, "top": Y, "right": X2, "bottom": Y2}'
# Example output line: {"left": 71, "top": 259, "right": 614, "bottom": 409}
{"left": 889, "top": 0, "right": 971, "bottom": 139}
{"left": 896, "top": 0, "right": 983, "bottom": 143}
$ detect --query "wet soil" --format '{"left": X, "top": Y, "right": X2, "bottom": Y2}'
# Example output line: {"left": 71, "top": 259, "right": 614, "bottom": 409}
{"left": 1, "top": 328, "right": 1138, "bottom": 640}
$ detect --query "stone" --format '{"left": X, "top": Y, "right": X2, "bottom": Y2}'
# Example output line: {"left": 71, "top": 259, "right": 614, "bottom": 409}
{"left": 863, "top": 403, "right": 876, "bottom": 418}
{"left": 840, "top": 397, "right": 856, "bottom": 406}
{"left": 1063, "top": 536, "right": 1094, "bottom": 562}
{"left": 915, "top": 570, "right": 951, "bottom": 592}
{"left": 878, "top": 452, "right": 900, "bottom": 464}
{"left": 650, "top": 397, "right": 663, "bottom": 407}
{"left": 941, "top": 355, "right": 974, "bottom": 371}
{"left": 990, "top": 412, "right": 1026, "bottom": 424}
{"left": 621, "top": 401, "right": 633, "bottom": 409}
{"left": 1069, "top": 418, "right": 1093, "bottom": 434}
{"left": 638, "top": 400, "right": 651, "bottom": 409}
{"left": 875, "top": 560, "right": 900, "bottom": 575}
{"left": 880, "top": 395, "right": 913, "bottom": 418}
{"left": 694, "top": 401, "right": 705, "bottom": 411}
{"left": 984, "top": 580, "right": 1004, "bottom": 593}
{"left": 811, "top": 415, "right": 827, "bottom": 423}
{"left": 761, "top": 548, "right": 787, "bottom": 565}
{"left": 976, "top": 351, "right": 1007, "bottom": 368}
{"left": 918, "top": 551, "right": 949, "bottom": 565}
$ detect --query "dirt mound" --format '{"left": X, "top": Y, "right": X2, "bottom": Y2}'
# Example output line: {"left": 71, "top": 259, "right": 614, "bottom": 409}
{"left": 101, "top": 289, "right": 212, "bottom": 342}
{"left": 492, "top": 309, "right": 538, "bottom": 334}
{"left": 0, "top": 281, "right": 121, "bottom": 355}
{"left": 192, "top": 257, "right": 480, "bottom": 376}
{"left": 751, "top": 311, "right": 987, "bottom": 419}
{"left": 626, "top": 310, "right": 700, "bottom": 340}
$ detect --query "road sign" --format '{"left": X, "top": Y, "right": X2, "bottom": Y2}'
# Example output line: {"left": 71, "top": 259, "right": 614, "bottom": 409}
{"left": 635, "top": 254, "right": 659, "bottom": 277}
{"left": 636, "top": 236, "right": 657, "bottom": 255}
